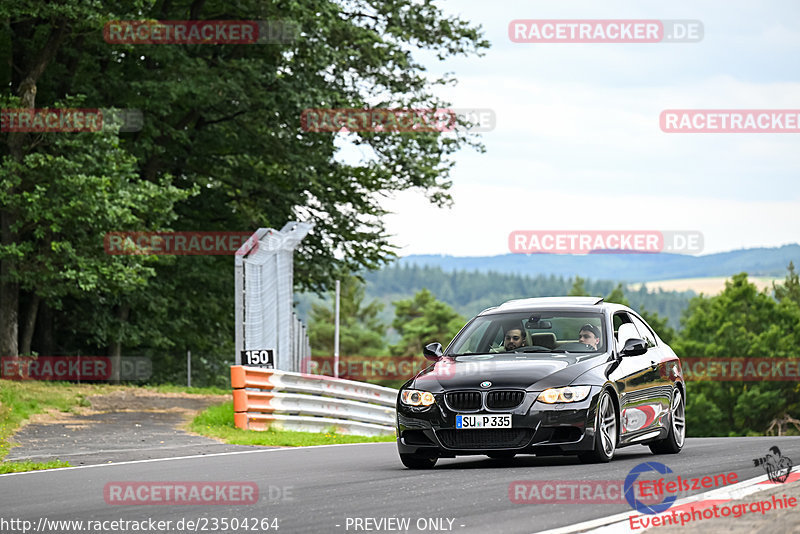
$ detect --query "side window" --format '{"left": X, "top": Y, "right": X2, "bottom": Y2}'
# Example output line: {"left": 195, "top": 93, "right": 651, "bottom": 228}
{"left": 612, "top": 313, "right": 628, "bottom": 342}
{"left": 614, "top": 312, "right": 640, "bottom": 352}
{"left": 631, "top": 315, "right": 657, "bottom": 348}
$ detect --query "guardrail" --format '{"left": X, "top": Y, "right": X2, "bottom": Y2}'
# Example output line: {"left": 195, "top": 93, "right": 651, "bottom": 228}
{"left": 231, "top": 366, "right": 398, "bottom": 436}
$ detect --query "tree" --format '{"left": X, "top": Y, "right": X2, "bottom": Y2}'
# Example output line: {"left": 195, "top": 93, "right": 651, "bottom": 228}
{"left": 308, "top": 276, "right": 386, "bottom": 356}
{"left": 0, "top": 106, "right": 186, "bottom": 363}
{"left": 605, "top": 283, "right": 630, "bottom": 306}
{"left": 390, "top": 289, "right": 465, "bottom": 356}
{"left": 1, "top": 1, "right": 488, "bottom": 366}
{"left": 773, "top": 262, "right": 800, "bottom": 307}
{"left": 673, "top": 272, "right": 800, "bottom": 435}
{"left": 568, "top": 276, "right": 589, "bottom": 296}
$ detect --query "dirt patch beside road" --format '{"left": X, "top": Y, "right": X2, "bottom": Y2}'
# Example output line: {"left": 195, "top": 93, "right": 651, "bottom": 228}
{"left": 5, "top": 387, "right": 264, "bottom": 467}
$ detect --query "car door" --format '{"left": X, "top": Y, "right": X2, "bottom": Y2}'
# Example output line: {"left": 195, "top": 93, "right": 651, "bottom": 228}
{"left": 629, "top": 313, "right": 674, "bottom": 433}
{"left": 608, "top": 312, "right": 663, "bottom": 443}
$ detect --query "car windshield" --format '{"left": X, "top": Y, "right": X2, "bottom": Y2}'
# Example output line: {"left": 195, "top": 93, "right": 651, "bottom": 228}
{"left": 447, "top": 310, "right": 606, "bottom": 356}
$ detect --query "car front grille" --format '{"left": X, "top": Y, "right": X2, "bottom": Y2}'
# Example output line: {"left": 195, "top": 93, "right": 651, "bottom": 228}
{"left": 486, "top": 390, "right": 525, "bottom": 409}
{"left": 436, "top": 429, "right": 534, "bottom": 449}
{"left": 445, "top": 391, "right": 481, "bottom": 411}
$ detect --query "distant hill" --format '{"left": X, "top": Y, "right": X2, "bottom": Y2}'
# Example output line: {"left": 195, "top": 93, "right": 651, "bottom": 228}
{"left": 397, "top": 244, "right": 800, "bottom": 282}
{"left": 294, "top": 245, "right": 798, "bottom": 336}
{"left": 295, "top": 266, "right": 701, "bottom": 331}
{"left": 361, "top": 265, "right": 695, "bottom": 329}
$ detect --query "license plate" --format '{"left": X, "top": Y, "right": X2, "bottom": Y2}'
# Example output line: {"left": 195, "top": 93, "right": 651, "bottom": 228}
{"left": 456, "top": 414, "right": 512, "bottom": 429}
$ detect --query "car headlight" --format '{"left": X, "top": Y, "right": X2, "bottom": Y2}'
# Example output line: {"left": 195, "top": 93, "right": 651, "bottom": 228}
{"left": 400, "top": 389, "right": 436, "bottom": 407}
{"left": 538, "top": 386, "right": 592, "bottom": 404}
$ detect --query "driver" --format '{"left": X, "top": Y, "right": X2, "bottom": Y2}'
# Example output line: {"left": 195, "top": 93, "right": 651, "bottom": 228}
{"left": 502, "top": 326, "right": 527, "bottom": 351}
{"left": 578, "top": 324, "right": 601, "bottom": 350}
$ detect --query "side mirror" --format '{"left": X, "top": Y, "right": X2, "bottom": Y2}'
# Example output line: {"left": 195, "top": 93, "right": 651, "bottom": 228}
{"left": 423, "top": 342, "right": 444, "bottom": 361}
{"left": 620, "top": 338, "right": 648, "bottom": 357}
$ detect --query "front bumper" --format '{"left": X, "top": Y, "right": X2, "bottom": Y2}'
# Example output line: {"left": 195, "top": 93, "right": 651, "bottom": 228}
{"left": 396, "top": 388, "right": 600, "bottom": 457}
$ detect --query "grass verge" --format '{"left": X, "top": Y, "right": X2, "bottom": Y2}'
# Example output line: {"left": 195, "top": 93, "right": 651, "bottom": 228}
{"left": 0, "top": 459, "right": 71, "bottom": 474}
{"left": 189, "top": 402, "right": 396, "bottom": 446}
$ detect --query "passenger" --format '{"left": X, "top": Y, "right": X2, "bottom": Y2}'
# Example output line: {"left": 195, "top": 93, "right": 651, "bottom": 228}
{"left": 578, "top": 324, "right": 601, "bottom": 349}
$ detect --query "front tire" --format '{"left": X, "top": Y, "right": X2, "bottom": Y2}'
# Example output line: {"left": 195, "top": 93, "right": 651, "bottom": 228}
{"left": 400, "top": 453, "right": 438, "bottom": 469}
{"left": 649, "top": 388, "right": 686, "bottom": 455}
{"left": 578, "top": 389, "right": 617, "bottom": 463}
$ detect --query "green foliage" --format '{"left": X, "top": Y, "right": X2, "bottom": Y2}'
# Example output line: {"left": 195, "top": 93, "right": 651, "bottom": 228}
{"left": 605, "top": 283, "right": 630, "bottom": 306}
{"left": 677, "top": 268, "right": 800, "bottom": 436}
{"left": 684, "top": 389, "right": 726, "bottom": 437}
{"left": 568, "top": 276, "right": 590, "bottom": 296}
{"left": 308, "top": 276, "right": 387, "bottom": 356}
{"left": 0, "top": 459, "right": 71, "bottom": 474}
{"left": 390, "top": 288, "right": 465, "bottom": 356}
{"left": 773, "top": 261, "right": 800, "bottom": 307}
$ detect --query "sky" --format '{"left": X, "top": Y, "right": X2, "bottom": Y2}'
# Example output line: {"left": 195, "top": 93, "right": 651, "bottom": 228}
{"left": 373, "top": 0, "right": 800, "bottom": 257}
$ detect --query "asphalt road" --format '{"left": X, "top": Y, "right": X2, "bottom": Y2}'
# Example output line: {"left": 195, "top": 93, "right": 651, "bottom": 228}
{"left": 1, "top": 437, "right": 799, "bottom": 534}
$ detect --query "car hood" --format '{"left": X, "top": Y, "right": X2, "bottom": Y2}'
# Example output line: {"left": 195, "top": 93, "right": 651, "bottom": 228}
{"left": 410, "top": 353, "right": 607, "bottom": 392}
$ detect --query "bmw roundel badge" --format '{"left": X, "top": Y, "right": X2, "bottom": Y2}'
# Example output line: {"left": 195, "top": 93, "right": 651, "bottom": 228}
{"left": 480, "top": 381, "right": 492, "bottom": 388}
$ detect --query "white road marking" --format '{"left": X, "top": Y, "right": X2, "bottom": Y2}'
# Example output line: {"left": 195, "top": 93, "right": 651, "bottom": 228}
{"left": 0, "top": 441, "right": 394, "bottom": 477}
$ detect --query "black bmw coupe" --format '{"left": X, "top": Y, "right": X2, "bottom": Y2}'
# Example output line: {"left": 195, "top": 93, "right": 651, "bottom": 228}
{"left": 396, "top": 296, "right": 686, "bottom": 469}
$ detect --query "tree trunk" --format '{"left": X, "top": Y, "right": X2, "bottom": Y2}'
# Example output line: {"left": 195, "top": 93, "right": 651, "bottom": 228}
{"left": 20, "top": 292, "right": 40, "bottom": 355}
{"left": 107, "top": 305, "right": 129, "bottom": 383}
{"left": 0, "top": 240, "right": 19, "bottom": 357}
{"left": 35, "top": 300, "right": 55, "bottom": 355}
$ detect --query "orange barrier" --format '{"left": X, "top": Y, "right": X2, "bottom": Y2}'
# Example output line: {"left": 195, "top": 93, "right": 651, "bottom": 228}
{"left": 230, "top": 366, "right": 276, "bottom": 389}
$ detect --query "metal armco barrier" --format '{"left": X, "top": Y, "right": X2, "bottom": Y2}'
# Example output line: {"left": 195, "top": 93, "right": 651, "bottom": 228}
{"left": 231, "top": 366, "right": 398, "bottom": 436}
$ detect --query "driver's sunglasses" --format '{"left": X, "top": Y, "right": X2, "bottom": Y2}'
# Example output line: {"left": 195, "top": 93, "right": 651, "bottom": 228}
{"left": 578, "top": 333, "right": 594, "bottom": 339}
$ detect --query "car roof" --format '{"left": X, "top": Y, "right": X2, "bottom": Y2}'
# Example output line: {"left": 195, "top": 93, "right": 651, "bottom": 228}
{"left": 479, "top": 296, "right": 632, "bottom": 316}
